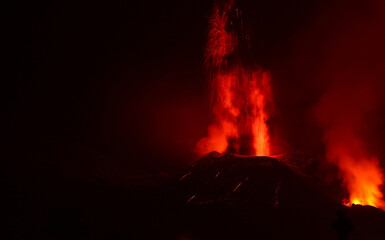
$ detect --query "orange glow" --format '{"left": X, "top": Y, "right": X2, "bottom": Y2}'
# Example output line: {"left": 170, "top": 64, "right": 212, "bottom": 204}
{"left": 326, "top": 139, "right": 385, "bottom": 209}
{"left": 251, "top": 71, "right": 272, "bottom": 156}
{"left": 316, "top": 82, "right": 385, "bottom": 210}
{"left": 196, "top": 1, "right": 273, "bottom": 156}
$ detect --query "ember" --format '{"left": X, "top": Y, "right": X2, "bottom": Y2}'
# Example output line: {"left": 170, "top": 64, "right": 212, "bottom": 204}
{"left": 233, "top": 177, "right": 248, "bottom": 192}
{"left": 232, "top": 182, "right": 242, "bottom": 192}
{"left": 187, "top": 195, "right": 196, "bottom": 203}
{"left": 179, "top": 172, "right": 191, "bottom": 182}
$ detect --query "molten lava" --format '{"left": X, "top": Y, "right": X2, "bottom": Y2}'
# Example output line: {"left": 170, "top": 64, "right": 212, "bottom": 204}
{"left": 196, "top": 0, "right": 273, "bottom": 157}
{"left": 324, "top": 129, "right": 385, "bottom": 210}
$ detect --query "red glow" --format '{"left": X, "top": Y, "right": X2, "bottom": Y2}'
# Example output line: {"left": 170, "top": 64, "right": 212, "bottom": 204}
{"left": 196, "top": 0, "right": 273, "bottom": 157}
{"left": 323, "top": 129, "right": 385, "bottom": 209}
{"left": 196, "top": 0, "right": 385, "bottom": 210}
{"left": 316, "top": 82, "right": 385, "bottom": 210}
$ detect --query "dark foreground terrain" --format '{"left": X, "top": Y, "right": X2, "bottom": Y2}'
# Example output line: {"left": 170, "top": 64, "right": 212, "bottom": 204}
{"left": 3, "top": 152, "right": 385, "bottom": 239}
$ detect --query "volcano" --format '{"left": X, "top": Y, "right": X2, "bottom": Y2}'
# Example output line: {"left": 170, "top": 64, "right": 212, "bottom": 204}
{"left": 7, "top": 0, "right": 385, "bottom": 239}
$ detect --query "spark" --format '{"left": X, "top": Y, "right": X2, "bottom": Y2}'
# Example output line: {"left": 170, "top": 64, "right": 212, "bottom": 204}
{"left": 187, "top": 195, "right": 196, "bottom": 203}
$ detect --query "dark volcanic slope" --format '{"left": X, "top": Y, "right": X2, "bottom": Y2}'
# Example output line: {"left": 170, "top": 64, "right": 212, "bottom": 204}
{"left": 159, "top": 152, "right": 385, "bottom": 240}
{"left": 168, "top": 152, "right": 334, "bottom": 208}
{"left": 4, "top": 152, "right": 385, "bottom": 240}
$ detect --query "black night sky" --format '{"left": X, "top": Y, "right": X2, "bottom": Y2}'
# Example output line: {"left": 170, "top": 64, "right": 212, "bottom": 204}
{"left": 6, "top": 0, "right": 385, "bottom": 183}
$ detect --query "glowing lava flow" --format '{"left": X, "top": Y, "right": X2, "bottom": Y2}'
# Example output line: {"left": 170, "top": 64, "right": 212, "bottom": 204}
{"left": 196, "top": 0, "right": 273, "bottom": 156}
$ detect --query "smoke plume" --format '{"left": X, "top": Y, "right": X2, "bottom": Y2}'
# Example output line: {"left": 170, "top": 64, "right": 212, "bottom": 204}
{"left": 311, "top": 0, "right": 385, "bottom": 208}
